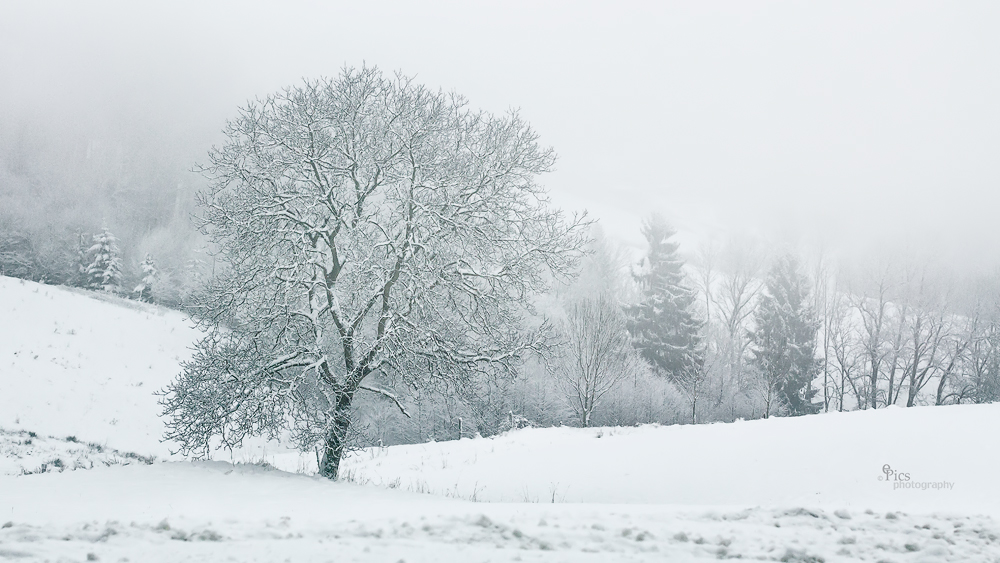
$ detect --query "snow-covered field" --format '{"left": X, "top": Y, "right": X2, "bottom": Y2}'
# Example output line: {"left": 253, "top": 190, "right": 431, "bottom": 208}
{"left": 2, "top": 275, "right": 999, "bottom": 561}
{"left": 340, "top": 405, "right": 1000, "bottom": 514}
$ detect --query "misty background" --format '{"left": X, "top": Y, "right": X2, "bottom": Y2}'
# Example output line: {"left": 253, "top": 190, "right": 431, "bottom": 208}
{"left": 3, "top": 0, "right": 999, "bottom": 276}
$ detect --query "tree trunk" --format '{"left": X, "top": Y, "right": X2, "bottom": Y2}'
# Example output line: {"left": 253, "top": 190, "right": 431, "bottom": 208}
{"left": 823, "top": 360, "right": 829, "bottom": 413}
{"left": 935, "top": 373, "right": 947, "bottom": 405}
{"left": 869, "top": 364, "right": 878, "bottom": 410}
{"left": 906, "top": 369, "right": 918, "bottom": 407}
{"left": 319, "top": 390, "right": 354, "bottom": 480}
{"left": 838, "top": 373, "right": 845, "bottom": 412}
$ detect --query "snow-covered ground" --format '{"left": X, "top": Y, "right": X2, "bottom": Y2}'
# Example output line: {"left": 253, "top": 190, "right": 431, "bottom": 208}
{"left": 0, "top": 276, "right": 197, "bottom": 459}
{"left": 0, "top": 275, "right": 308, "bottom": 468}
{"left": 341, "top": 404, "right": 1000, "bottom": 515}
{"left": 0, "top": 429, "right": 153, "bottom": 476}
{"left": 5, "top": 462, "right": 999, "bottom": 562}
{"left": 2, "top": 275, "right": 999, "bottom": 561}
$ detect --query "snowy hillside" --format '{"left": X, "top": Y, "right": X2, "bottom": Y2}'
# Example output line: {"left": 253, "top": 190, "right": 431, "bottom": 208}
{"left": 2, "top": 275, "right": 999, "bottom": 561}
{"left": 0, "top": 275, "right": 197, "bottom": 458}
{"left": 0, "top": 275, "right": 309, "bottom": 470}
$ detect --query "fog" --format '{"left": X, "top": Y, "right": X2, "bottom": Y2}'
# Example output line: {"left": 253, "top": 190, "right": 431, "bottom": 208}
{"left": 3, "top": 0, "right": 999, "bottom": 272}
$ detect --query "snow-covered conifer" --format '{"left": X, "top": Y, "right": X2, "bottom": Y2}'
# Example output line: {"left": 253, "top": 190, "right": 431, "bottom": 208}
{"left": 748, "top": 254, "right": 821, "bottom": 417}
{"left": 86, "top": 227, "right": 123, "bottom": 292}
{"left": 133, "top": 253, "right": 158, "bottom": 302}
{"left": 626, "top": 215, "right": 706, "bottom": 422}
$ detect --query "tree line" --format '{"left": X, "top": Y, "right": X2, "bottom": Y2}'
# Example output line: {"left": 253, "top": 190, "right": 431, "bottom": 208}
{"left": 345, "top": 219, "right": 1000, "bottom": 451}
{"left": 547, "top": 225, "right": 1000, "bottom": 428}
{"left": 0, "top": 223, "right": 207, "bottom": 307}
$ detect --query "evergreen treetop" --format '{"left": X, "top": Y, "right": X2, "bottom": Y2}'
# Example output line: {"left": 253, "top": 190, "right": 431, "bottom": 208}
{"left": 133, "top": 253, "right": 158, "bottom": 302}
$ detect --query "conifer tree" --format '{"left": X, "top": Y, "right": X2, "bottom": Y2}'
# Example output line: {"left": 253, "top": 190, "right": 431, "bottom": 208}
{"left": 626, "top": 215, "right": 705, "bottom": 422}
{"left": 69, "top": 231, "right": 91, "bottom": 288}
{"left": 749, "top": 254, "right": 821, "bottom": 416}
{"left": 86, "top": 227, "right": 123, "bottom": 292}
{"left": 133, "top": 253, "right": 158, "bottom": 302}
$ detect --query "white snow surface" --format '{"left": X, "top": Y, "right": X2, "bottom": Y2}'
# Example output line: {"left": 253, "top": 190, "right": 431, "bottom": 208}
{"left": 2, "top": 276, "right": 999, "bottom": 561}
{"left": 342, "top": 405, "right": 1000, "bottom": 515}
{"left": 0, "top": 275, "right": 308, "bottom": 468}
{"left": 0, "top": 276, "right": 197, "bottom": 459}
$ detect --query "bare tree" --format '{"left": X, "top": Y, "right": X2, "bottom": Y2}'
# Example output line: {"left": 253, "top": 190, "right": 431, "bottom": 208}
{"left": 712, "top": 240, "right": 764, "bottom": 400}
{"left": 935, "top": 314, "right": 978, "bottom": 405}
{"left": 159, "top": 67, "right": 588, "bottom": 479}
{"left": 693, "top": 239, "right": 718, "bottom": 324}
{"left": 813, "top": 257, "right": 830, "bottom": 412}
{"left": 883, "top": 299, "right": 909, "bottom": 407}
{"left": 947, "top": 277, "right": 1000, "bottom": 405}
{"left": 849, "top": 265, "right": 901, "bottom": 409}
{"left": 555, "top": 295, "right": 639, "bottom": 427}
{"left": 959, "top": 312, "right": 1000, "bottom": 404}
{"left": 827, "top": 290, "right": 863, "bottom": 411}
{"left": 899, "top": 273, "right": 952, "bottom": 407}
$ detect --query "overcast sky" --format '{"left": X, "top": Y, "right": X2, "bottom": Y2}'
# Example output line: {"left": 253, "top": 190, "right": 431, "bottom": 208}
{"left": 3, "top": 1, "right": 999, "bottom": 271}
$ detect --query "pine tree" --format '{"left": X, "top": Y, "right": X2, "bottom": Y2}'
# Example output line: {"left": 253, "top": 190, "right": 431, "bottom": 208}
{"left": 69, "top": 231, "right": 91, "bottom": 288}
{"left": 626, "top": 215, "right": 705, "bottom": 422}
{"left": 748, "top": 254, "right": 821, "bottom": 417}
{"left": 86, "top": 227, "right": 123, "bottom": 292}
{"left": 133, "top": 253, "right": 158, "bottom": 302}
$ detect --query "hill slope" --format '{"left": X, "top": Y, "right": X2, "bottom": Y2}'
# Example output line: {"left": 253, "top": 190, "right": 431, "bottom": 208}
{"left": 0, "top": 275, "right": 313, "bottom": 470}
{"left": 0, "top": 276, "right": 196, "bottom": 458}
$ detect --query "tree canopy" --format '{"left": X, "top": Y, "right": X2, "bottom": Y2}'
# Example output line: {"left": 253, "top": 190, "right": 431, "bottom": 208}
{"left": 160, "top": 66, "right": 588, "bottom": 478}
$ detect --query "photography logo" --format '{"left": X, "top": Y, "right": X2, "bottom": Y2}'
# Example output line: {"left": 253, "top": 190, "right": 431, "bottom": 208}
{"left": 879, "top": 464, "right": 954, "bottom": 491}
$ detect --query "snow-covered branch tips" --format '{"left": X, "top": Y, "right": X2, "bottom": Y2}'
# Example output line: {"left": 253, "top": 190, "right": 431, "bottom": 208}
{"left": 159, "top": 66, "right": 589, "bottom": 479}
